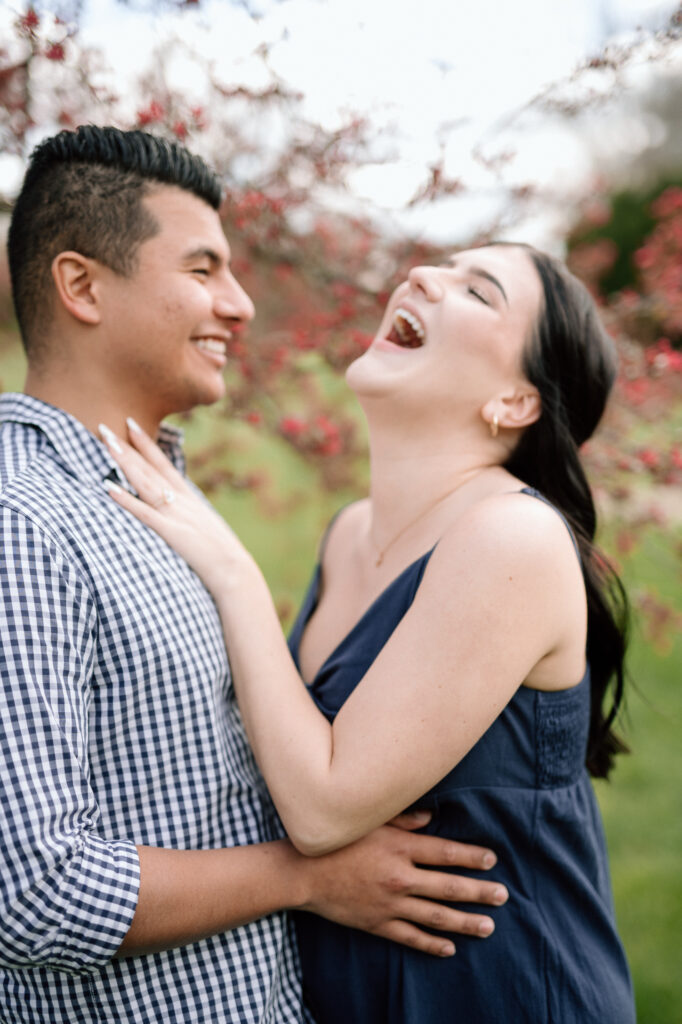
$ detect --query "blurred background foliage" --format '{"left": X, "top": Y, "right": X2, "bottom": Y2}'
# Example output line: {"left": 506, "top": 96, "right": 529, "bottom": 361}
{"left": 1, "top": 2, "right": 681, "bottom": 1018}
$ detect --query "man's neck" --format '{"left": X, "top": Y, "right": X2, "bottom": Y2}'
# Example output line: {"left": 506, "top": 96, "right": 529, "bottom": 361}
{"left": 24, "top": 367, "right": 162, "bottom": 440}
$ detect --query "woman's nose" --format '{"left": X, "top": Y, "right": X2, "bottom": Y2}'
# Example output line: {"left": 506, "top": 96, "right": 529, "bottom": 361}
{"left": 407, "top": 265, "right": 443, "bottom": 302}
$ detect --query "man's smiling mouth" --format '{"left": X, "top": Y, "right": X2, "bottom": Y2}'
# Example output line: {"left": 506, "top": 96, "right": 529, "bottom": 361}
{"left": 195, "top": 338, "right": 227, "bottom": 356}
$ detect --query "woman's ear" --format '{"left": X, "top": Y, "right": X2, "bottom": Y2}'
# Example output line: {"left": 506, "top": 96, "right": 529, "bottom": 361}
{"left": 502, "top": 385, "right": 542, "bottom": 430}
{"left": 51, "top": 251, "right": 103, "bottom": 326}
{"left": 483, "top": 385, "right": 542, "bottom": 434}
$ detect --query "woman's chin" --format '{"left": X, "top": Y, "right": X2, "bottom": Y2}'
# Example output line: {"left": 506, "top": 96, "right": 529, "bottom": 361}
{"left": 344, "top": 352, "right": 371, "bottom": 391}
{"left": 345, "top": 348, "right": 395, "bottom": 397}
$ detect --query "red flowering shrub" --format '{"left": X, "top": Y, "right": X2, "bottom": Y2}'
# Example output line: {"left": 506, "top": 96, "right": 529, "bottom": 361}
{"left": 633, "top": 187, "right": 682, "bottom": 335}
{"left": 0, "top": 0, "right": 680, "bottom": 639}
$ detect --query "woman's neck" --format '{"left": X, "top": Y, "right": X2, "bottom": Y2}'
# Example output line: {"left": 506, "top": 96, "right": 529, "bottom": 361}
{"left": 365, "top": 425, "right": 502, "bottom": 560}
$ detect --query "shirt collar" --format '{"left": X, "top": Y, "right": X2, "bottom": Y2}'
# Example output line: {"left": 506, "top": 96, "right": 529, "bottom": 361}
{"left": 0, "top": 393, "right": 185, "bottom": 486}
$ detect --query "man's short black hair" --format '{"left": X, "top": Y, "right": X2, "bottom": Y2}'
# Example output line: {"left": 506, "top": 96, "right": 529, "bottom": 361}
{"left": 7, "top": 125, "right": 222, "bottom": 356}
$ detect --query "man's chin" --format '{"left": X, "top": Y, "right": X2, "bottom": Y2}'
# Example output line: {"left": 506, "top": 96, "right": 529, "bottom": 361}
{"left": 191, "top": 371, "right": 227, "bottom": 406}
{"left": 198, "top": 381, "right": 226, "bottom": 408}
{"left": 162, "top": 378, "right": 226, "bottom": 420}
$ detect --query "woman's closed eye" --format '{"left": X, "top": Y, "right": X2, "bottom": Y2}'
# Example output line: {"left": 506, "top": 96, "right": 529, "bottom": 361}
{"left": 468, "top": 285, "right": 491, "bottom": 306}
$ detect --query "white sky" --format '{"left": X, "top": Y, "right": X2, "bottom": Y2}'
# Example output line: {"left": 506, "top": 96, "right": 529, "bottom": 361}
{"left": 1, "top": 0, "right": 679, "bottom": 245}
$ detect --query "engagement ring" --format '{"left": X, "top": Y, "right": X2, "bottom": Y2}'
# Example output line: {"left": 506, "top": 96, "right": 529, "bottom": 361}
{"left": 153, "top": 487, "right": 176, "bottom": 509}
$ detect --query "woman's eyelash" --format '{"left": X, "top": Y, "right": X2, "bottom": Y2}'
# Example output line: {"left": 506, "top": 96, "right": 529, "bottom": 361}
{"left": 193, "top": 268, "right": 210, "bottom": 276}
{"left": 468, "top": 286, "right": 490, "bottom": 305}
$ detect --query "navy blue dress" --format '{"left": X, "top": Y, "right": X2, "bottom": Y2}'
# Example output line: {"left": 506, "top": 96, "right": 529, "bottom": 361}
{"left": 288, "top": 490, "right": 635, "bottom": 1024}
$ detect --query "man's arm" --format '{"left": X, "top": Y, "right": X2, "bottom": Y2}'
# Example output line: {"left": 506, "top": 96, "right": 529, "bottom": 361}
{"left": 0, "top": 508, "right": 140, "bottom": 973}
{"left": 119, "top": 816, "right": 507, "bottom": 959}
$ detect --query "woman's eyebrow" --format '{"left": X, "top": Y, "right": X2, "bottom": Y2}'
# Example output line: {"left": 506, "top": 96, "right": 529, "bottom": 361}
{"left": 444, "top": 256, "right": 509, "bottom": 306}
{"left": 470, "top": 266, "right": 509, "bottom": 306}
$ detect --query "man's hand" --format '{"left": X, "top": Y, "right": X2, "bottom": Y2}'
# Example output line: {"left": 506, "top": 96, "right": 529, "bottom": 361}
{"left": 297, "top": 811, "right": 508, "bottom": 957}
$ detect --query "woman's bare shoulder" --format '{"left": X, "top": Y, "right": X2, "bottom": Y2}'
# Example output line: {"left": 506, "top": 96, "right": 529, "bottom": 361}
{"left": 320, "top": 498, "right": 370, "bottom": 561}
{"left": 435, "top": 488, "right": 580, "bottom": 582}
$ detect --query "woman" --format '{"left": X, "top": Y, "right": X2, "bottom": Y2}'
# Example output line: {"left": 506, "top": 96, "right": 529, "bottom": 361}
{"left": 103, "top": 244, "right": 636, "bottom": 1022}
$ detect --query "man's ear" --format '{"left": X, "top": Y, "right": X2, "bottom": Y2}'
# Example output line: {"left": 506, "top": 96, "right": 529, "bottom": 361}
{"left": 51, "top": 251, "right": 103, "bottom": 326}
{"left": 483, "top": 385, "right": 541, "bottom": 433}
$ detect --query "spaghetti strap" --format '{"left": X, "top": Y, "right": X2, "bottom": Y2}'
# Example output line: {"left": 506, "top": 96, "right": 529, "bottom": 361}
{"left": 317, "top": 504, "right": 351, "bottom": 562}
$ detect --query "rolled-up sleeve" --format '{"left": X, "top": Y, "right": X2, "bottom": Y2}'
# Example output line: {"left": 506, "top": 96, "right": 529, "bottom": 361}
{"left": 0, "top": 506, "right": 140, "bottom": 974}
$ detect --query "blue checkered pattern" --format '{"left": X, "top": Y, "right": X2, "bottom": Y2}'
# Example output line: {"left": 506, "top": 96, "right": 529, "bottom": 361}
{"left": 0, "top": 394, "right": 307, "bottom": 1023}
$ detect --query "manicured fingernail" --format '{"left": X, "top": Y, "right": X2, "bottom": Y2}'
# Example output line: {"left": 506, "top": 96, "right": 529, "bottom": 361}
{"left": 98, "top": 424, "right": 123, "bottom": 454}
{"left": 126, "top": 417, "right": 141, "bottom": 433}
{"left": 493, "top": 887, "right": 508, "bottom": 905}
{"left": 478, "top": 918, "right": 494, "bottom": 937}
{"left": 103, "top": 480, "right": 124, "bottom": 495}
{"left": 440, "top": 942, "right": 455, "bottom": 957}
{"left": 482, "top": 853, "right": 496, "bottom": 869}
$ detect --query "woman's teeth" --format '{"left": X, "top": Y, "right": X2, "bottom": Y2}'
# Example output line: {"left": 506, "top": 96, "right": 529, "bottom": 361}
{"left": 393, "top": 308, "right": 425, "bottom": 348}
{"left": 196, "top": 339, "right": 227, "bottom": 355}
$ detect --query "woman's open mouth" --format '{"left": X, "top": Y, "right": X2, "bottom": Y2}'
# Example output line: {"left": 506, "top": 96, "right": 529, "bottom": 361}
{"left": 385, "top": 307, "right": 426, "bottom": 348}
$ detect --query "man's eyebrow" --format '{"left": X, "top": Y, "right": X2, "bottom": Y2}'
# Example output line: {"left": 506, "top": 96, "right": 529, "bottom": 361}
{"left": 444, "top": 256, "right": 509, "bottom": 306}
{"left": 181, "top": 246, "right": 226, "bottom": 266}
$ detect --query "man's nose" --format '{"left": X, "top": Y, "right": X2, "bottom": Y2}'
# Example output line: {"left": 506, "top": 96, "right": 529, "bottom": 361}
{"left": 214, "top": 275, "right": 255, "bottom": 323}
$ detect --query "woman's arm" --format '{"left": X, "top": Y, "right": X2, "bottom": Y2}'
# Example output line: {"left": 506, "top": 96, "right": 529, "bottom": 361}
{"left": 103, "top": 423, "right": 582, "bottom": 856}
{"left": 209, "top": 501, "right": 574, "bottom": 853}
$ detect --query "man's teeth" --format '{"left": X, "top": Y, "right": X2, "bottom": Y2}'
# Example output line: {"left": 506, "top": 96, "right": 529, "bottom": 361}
{"left": 393, "top": 308, "right": 425, "bottom": 347}
{"left": 196, "top": 339, "right": 227, "bottom": 355}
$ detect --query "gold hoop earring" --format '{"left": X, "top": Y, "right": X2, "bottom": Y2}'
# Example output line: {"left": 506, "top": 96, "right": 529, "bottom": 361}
{"left": 490, "top": 414, "right": 499, "bottom": 439}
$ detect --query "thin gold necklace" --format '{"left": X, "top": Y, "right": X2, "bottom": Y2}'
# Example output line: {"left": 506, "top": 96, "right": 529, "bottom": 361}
{"left": 371, "top": 481, "right": 473, "bottom": 568}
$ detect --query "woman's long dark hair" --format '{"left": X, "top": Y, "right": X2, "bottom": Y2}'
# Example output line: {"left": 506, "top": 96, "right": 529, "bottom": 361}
{"left": 504, "top": 247, "right": 629, "bottom": 778}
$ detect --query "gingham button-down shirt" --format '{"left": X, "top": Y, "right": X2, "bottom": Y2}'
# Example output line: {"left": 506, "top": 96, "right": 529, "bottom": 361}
{"left": 0, "top": 394, "right": 306, "bottom": 1023}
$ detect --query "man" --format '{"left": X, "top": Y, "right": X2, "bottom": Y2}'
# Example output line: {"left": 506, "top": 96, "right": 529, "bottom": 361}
{"left": 0, "top": 126, "right": 505, "bottom": 1022}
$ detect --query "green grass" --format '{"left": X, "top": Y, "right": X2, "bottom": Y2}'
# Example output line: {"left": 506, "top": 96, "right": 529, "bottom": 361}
{"left": 2, "top": 335, "right": 681, "bottom": 1020}
{"left": 180, "top": 402, "right": 350, "bottom": 617}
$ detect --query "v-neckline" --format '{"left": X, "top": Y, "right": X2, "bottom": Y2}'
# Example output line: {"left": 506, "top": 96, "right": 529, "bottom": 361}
{"left": 297, "top": 545, "right": 437, "bottom": 687}
{"left": 296, "top": 487, "right": 558, "bottom": 687}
